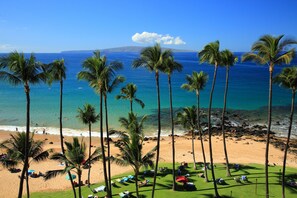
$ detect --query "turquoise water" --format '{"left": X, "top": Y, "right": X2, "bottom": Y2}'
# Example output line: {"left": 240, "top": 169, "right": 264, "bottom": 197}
{"left": 0, "top": 52, "right": 296, "bottom": 136}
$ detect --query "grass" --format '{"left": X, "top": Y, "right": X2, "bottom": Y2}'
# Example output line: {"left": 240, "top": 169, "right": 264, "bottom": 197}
{"left": 30, "top": 163, "right": 297, "bottom": 198}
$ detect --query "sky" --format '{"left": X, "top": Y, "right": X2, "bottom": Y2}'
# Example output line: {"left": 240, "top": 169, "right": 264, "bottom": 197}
{"left": 0, "top": 0, "right": 297, "bottom": 53}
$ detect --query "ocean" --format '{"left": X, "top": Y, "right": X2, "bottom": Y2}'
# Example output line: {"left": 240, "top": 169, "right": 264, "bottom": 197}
{"left": 0, "top": 52, "right": 296, "bottom": 137}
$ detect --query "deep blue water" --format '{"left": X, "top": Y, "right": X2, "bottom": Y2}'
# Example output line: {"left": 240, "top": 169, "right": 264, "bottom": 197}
{"left": 0, "top": 52, "right": 296, "bottom": 135}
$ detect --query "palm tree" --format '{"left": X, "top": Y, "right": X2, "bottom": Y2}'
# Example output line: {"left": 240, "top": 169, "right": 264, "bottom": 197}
{"left": 103, "top": 70, "right": 125, "bottom": 195}
{"left": 220, "top": 50, "right": 237, "bottom": 177}
{"left": 162, "top": 56, "right": 182, "bottom": 190}
{"left": 116, "top": 83, "right": 145, "bottom": 113}
{"left": 176, "top": 106, "right": 199, "bottom": 168}
{"left": 0, "top": 51, "right": 47, "bottom": 198}
{"left": 45, "top": 137, "right": 102, "bottom": 198}
{"left": 181, "top": 71, "right": 209, "bottom": 181}
{"left": 199, "top": 41, "right": 221, "bottom": 197}
{"left": 77, "top": 51, "right": 110, "bottom": 197}
{"left": 242, "top": 35, "right": 296, "bottom": 198}
{"left": 111, "top": 113, "right": 156, "bottom": 198}
{"left": 0, "top": 132, "right": 50, "bottom": 197}
{"left": 132, "top": 43, "right": 172, "bottom": 198}
{"left": 273, "top": 67, "right": 297, "bottom": 198}
{"left": 77, "top": 103, "right": 99, "bottom": 185}
{"left": 46, "top": 59, "right": 76, "bottom": 197}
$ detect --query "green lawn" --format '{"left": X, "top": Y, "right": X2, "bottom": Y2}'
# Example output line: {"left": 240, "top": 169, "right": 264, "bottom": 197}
{"left": 30, "top": 163, "right": 297, "bottom": 198}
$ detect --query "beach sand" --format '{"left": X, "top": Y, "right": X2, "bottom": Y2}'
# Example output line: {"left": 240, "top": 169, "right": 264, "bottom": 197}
{"left": 0, "top": 130, "right": 296, "bottom": 198}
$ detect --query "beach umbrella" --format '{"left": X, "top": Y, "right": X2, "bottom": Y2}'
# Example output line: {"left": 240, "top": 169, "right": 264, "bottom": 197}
{"left": 176, "top": 176, "right": 189, "bottom": 183}
{"left": 28, "top": 169, "right": 35, "bottom": 175}
{"left": 66, "top": 174, "right": 76, "bottom": 180}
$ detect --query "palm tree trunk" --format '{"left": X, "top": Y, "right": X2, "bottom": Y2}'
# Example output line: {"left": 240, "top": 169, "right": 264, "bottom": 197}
{"left": 130, "top": 100, "right": 133, "bottom": 113}
{"left": 282, "top": 90, "right": 295, "bottom": 198}
{"left": 18, "top": 159, "right": 26, "bottom": 198}
{"left": 100, "top": 91, "right": 110, "bottom": 197}
{"left": 104, "top": 95, "right": 112, "bottom": 197}
{"left": 208, "top": 66, "right": 220, "bottom": 197}
{"left": 135, "top": 169, "right": 139, "bottom": 198}
{"left": 168, "top": 75, "right": 176, "bottom": 190}
{"left": 60, "top": 80, "right": 77, "bottom": 198}
{"left": 191, "top": 129, "right": 197, "bottom": 169}
{"left": 222, "top": 67, "right": 231, "bottom": 177}
{"left": 26, "top": 168, "right": 30, "bottom": 198}
{"left": 78, "top": 170, "right": 82, "bottom": 198}
{"left": 265, "top": 67, "right": 273, "bottom": 198}
{"left": 88, "top": 123, "right": 92, "bottom": 185}
{"left": 197, "top": 93, "right": 208, "bottom": 182}
{"left": 152, "top": 71, "right": 161, "bottom": 198}
{"left": 18, "top": 84, "right": 30, "bottom": 198}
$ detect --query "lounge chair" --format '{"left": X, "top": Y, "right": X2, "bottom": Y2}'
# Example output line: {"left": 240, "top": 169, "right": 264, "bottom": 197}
{"left": 234, "top": 164, "right": 240, "bottom": 170}
{"left": 119, "top": 191, "right": 130, "bottom": 198}
{"left": 93, "top": 185, "right": 106, "bottom": 193}
{"left": 127, "top": 175, "right": 135, "bottom": 180}
{"left": 138, "top": 179, "right": 149, "bottom": 187}
{"left": 241, "top": 175, "right": 248, "bottom": 182}
{"left": 184, "top": 182, "right": 196, "bottom": 191}
{"left": 216, "top": 178, "right": 226, "bottom": 185}
{"left": 234, "top": 177, "right": 241, "bottom": 183}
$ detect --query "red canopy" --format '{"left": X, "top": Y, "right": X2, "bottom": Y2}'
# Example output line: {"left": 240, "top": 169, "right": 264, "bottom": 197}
{"left": 176, "top": 176, "right": 189, "bottom": 183}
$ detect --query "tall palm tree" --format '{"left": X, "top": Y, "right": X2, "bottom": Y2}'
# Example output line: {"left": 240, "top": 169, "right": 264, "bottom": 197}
{"left": 46, "top": 59, "right": 76, "bottom": 197}
{"left": 132, "top": 43, "right": 172, "bottom": 198}
{"left": 199, "top": 41, "right": 221, "bottom": 197}
{"left": 45, "top": 137, "right": 102, "bottom": 198}
{"left": 111, "top": 113, "right": 156, "bottom": 198}
{"left": 181, "top": 71, "right": 209, "bottom": 181}
{"left": 103, "top": 70, "right": 125, "bottom": 195}
{"left": 77, "top": 103, "right": 99, "bottom": 185}
{"left": 0, "top": 132, "right": 50, "bottom": 197}
{"left": 242, "top": 35, "right": 296, "bottom": 198}
{"left": 220, "top": 50, "right": 237, "bottom": 177}
{"left": 116, "top": 83, "right": 145, "bottom": 112}
{"left": 77, "top": 51, "right": 111, "bottom": 197}
{"left": 0, "top": 51, "right": 47, "bottom": 198}
{"left": 162, "top": 56, "right": 182, "bottom": 190}
{"left": 273, "top": 67, "right": 297, "bottom": 198}
{"left": 176, "top": 106, "right": 200, "bottom": 170}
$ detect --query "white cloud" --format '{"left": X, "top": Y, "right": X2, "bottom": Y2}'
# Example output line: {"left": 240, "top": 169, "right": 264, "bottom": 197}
{"left": 132, "top": 32, "right": 186, "bottom": 45}
{"left": 0, "top": 44, "right": 14, "bottom": 52}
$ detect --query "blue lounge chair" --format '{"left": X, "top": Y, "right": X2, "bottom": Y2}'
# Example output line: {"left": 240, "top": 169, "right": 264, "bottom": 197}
{"left": 93, "top": 185, "right": 106, "bottom": 193}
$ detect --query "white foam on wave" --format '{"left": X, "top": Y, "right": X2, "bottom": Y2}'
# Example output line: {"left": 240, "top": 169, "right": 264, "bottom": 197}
{"left": 0, "top": 125, "right": 186, "bottom": 138}
{"left": 0, "top": 125, "right": 104, "bottom": 137}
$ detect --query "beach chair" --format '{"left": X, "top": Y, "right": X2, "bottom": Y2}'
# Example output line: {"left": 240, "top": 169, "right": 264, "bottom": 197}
{"left": 216, "top": 178, "right": 226, "bottom": 185}
{"left": 116, "top": 178, "right": 125, "bottom": 184}
{"left": 234, "top": 177, "right": 241, "bottom": 183}
{"left": 241, "top": 175, "right": 248, "bottom": 182}
{"left": 93, "top": 185, "right": 106, "bottom": 193}
{"left": 184, "top": 182, "right": 197, "bottom": 191}
{"left": 234, "top": 164, "right": 240, "bottom": 170}
{"left": 138, "top": 179, "right": 149, "bottom": 187}
{"left": 127, "top": 175, "right": 135, "bottom": 181}
{"left": 119, "top": 191, "right": 130, "bottom": 198}
{"left": 122, "top": 177, "right": 129, "bottom": 182}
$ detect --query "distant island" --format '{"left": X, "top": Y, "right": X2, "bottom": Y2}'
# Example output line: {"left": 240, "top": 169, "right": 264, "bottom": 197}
{"left": 61, "top": 46, "right": 196, "bottom": 53}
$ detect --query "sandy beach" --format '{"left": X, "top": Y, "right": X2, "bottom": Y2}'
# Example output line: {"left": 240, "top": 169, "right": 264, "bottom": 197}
{"left": 0, "top": 130, "right": 296, "bottom": 198}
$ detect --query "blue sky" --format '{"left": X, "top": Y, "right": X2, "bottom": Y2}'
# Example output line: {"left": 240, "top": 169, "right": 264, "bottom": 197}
{"left": 0, "top": 0, "right": 297, "bottom": 52}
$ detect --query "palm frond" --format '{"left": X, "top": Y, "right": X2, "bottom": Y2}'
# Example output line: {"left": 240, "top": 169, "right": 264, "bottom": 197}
{"left": 134, "top": 98, "right": 145, "bottom": 108}
{"left": 44, "top": 169, "right": 67, "bottom": 180}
